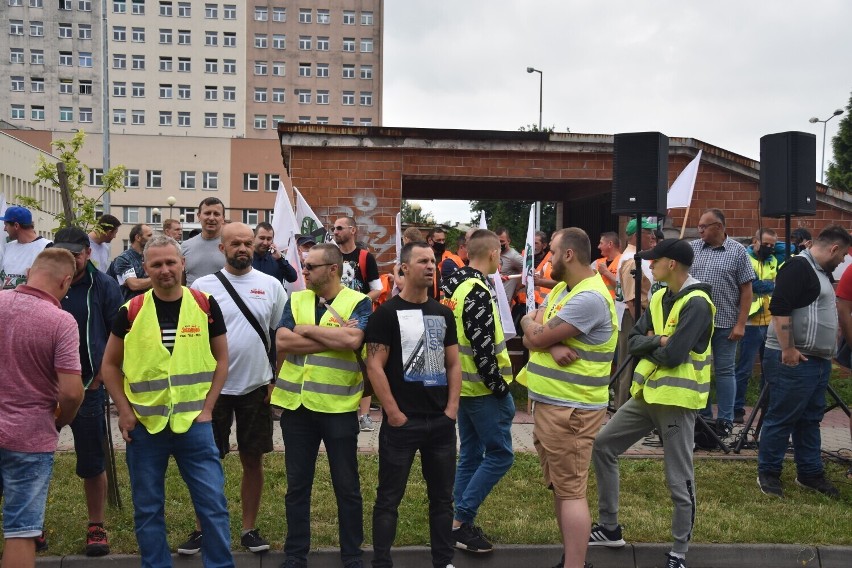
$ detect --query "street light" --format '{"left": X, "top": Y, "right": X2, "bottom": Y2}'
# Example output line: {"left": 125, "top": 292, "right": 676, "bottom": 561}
{"left": 526, "top": 67, "right": 543, "bottom": 131}
{"left": 409, "top": 201, "right": 422, "bottom": 224}
{"left": 809, "top": 109, "right": 844, "bottom": 184}
{"left": 166, "top": 195, "right": 177, "bottom": 220}
{"left": 151, "top": 207, "right": 161, "bottom": 225}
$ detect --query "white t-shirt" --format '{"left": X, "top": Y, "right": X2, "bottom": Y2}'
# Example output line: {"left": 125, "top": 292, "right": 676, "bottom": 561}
{"left": 192, "top": 269, "right": 288, "bottom": 395}
{"left": 1, "top": 238, "right": 52, "bottom": 289}
{"left": 88, "top": 237, "right": 111, "bottom": 273}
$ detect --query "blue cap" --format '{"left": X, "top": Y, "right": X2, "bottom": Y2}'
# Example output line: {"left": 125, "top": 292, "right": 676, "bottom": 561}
{"left": 0, "top": 206, "right": 33, "bottom": 225}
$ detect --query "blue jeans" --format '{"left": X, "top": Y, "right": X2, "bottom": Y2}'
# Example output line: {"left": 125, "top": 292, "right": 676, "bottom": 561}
{"left": 126, "top": 421, "right": 233, "bottom": 568}
{"left": 700, "top": 326, "right": 737, "bottom": 423}
{"left": 280, "top": 406, "right": 362, "bottom": 564}
{"left": 453, "top": 394, "right": 515, "bottom": 524}
{"left": 757, "top": 348, "right": 831, "bottom": 478}
{"left": 734, "top": 326, "right": 768, "bottom": 414}
{"left": 0, "top": 449, "right": 54, "bottom": 539}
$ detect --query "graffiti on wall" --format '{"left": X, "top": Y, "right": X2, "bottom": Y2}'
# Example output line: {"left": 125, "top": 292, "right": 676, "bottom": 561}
{"left": 321, "top": 189, "right": 396, "bottom": 267}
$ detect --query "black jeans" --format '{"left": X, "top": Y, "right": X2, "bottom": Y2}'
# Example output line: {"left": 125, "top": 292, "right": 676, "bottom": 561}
{"left": 372, "top": 414, "right": 457, "bottom": 568}
{"left": 281, "top": 406, "right": 363, "bottom": 564}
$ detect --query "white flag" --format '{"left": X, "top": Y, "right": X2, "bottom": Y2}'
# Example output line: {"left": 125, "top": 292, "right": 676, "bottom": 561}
{"left": 294, "top": 187, "right": 329, "bottom": 243}
{"left": 395, "top": 212, "right": 402, "bottom": 264}
{"left": 666, "top": 150, "right": 702, "bottom": 209}
{"left": 270, "top": 181, "right": 305, "bottom": 292}
{"left": 522, "top": 205, "right": 536, "bottom": 314}
{"left": 477, "top": 211, "right": 516, "bottom": 340}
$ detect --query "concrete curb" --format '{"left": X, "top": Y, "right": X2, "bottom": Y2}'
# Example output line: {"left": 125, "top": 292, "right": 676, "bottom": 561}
{"left": 35, "top": 544, "right": 852, "bottom": 567}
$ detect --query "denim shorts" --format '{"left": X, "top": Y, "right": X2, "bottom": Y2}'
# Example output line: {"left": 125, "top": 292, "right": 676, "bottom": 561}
{"left": 0, "top": 448, "right": 54, "bottom": 538}
{"left": 70, "top": 387, "right": 106, "bottom": 478}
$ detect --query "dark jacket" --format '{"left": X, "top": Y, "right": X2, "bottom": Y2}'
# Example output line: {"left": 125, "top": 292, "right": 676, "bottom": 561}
{"left": 628, "top": 279, "right": 713, "bottom": 369}
{"left": 252, "top": 252, "right": 298, "bottom": 283}
{"left": 61, "top": 260, "right": 123, "bottom": 387}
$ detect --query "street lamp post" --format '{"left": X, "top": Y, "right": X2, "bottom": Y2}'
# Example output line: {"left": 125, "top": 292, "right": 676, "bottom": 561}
{"left": 409, "top": 201, "right": 422, "bottom": 225}
{"left": 526, "top": 67, "right": 543, "bottom": 131}
{"left": 166, "top": 195, "right": 176, "bottom": 220}
{"left": 809, "top": 109, "right": 844, "bottom": 184}
{"left": 151, "top": 208, "right": 161, "bottom": 227}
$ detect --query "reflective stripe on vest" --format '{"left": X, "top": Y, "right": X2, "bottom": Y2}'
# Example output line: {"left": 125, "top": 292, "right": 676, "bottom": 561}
{"left": 271, "top": 287, "right": 367, "bottom": 413}
{"left": 521, "top": 276, "right": 617, "bottom": 405}
{"left": 630, "top": 287, "right": 716, "bottom": 409}
{"left": 122, "top": 288, "right": 217, "bottom": 434}
{"left": 446, "top": 276, "right": 515, "bottom": 396}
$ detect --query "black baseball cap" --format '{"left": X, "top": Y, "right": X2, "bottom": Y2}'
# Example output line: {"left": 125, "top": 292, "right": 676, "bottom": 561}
{"left": 53, "top": 226, "right": 90, "bottom": 253}
{"left": 635, "top": 238, "right": 694, "bottom": 267}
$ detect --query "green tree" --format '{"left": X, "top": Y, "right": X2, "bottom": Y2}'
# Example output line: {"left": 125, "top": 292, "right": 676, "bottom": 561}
{"left": 469, "top": 201, "right": 557, "bottom": 246}
{"left": 16, "top": 131, "right": 126, "bottom": 231}
{"left": 826, "top": 92, "right": 852, "bottom": 192}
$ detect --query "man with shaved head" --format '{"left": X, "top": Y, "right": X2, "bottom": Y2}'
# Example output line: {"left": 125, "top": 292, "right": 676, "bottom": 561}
{"left": 190, "top": 223, "right": 288, "bottom": 554}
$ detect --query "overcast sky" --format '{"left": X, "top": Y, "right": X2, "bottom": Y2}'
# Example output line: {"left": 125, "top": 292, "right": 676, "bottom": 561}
{"left": 382, "top": 0, "right": 851, "bottom": 224}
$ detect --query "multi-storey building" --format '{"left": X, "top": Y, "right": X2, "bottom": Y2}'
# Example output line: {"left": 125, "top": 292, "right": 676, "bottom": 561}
{"left": 1, "top": 0, "right": 383, "bottom": 252}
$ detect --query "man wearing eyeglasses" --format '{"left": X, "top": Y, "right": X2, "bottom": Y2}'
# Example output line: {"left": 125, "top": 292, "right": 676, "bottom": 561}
{"left": 272, "top": 243, "right": 373, "bottom": 568}
{"left": 688, "top": 209, "right": 755, "bottom": 434}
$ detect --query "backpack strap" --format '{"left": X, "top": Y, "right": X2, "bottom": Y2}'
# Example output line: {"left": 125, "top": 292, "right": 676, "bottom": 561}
{"left": 358, "top": 248, "right": 368, "bottom": 284}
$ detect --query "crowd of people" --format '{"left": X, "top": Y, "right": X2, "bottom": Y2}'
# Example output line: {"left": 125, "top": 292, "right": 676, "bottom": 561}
{"left": 0, "top": 201, "right": 850, "bottom": 568}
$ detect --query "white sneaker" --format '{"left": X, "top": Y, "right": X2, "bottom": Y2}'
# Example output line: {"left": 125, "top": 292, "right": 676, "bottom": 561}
{"left": 359, "top": 414, "right": 375, "bottom": 432}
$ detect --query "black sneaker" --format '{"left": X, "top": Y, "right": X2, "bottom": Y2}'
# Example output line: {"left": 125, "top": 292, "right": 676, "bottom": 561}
{"left": 453, "top": 523, "right": 493, "bottom": 553}
{"left": 177, "top": 530, "right": 202, "bottom": 555}
{"left": 241, "top": 529, "right": 270, "bottom": 553}
{"left": 549, "top": 557, "right": 592, "bottom": 568}
{"left": 666, "top": 553, "right": 687, "bottom": 568}
{"left": 34, "top": 532, "right": 48, "bottom": 553}
{"left": 757, "top": 471, "right": 783, "bottom": 497}
{"left": 796, "top": 475, "right": 840, "bottom": 499}
{"left": 588, "top": 522, "right": 626, "bottom": 547}
{"left": 733, "top": 408, "right": 745, "bottom": 424}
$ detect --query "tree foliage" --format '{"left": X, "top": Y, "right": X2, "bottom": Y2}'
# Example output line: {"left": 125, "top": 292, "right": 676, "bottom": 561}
{"left": 518, "top": 124, "right": 568, "bottom": 133}
{"left": 469, "top": 200, "right": 557, "bottom": 246}
{"left": 826, "top": 92, "right": 852, "bottom": 192}
{"left": 16, "top": 131, "right": 125, "bottom": 231}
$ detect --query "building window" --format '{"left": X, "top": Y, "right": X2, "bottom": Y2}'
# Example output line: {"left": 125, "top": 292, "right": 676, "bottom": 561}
{"left": 243, "top": 173, "right": 259, "bottom": 191}
{"left": 159, "top": 56, "right": 172, "bottom": 71}
{"left": 254, "top": 6, "right": 267, "bottom": 21}
{"left": 80, "top": 107, "right": 93, "bottom": 122}
{"left": 130, "top": 109, "right": 144, "bottom": 124}
{"left": 159, "top": 83, "right": 172, "bottom": 98}
{"left": 343, "top": 64, "right": 355, "bottom": 79}
{"left": 205, "top": 85, "right": 217, "bottom": 100}
{"left": 131, "top": 82, "right": 144, "bottom": 97}
{"left": 59, "top": 0, "right": 71, "bottom": 9}
{"left": 298, "top": 116, "right": 310, "bottom": 124}
{"left": 11, "top": 76, "right": 24, "bottom": 91}
{"left": 59, "top": 79, "right": 73, "bottom": 94}
{"left": 10, "top": 104, "right": 25, "bottom": 119}
{"left": 113, "top": 81, "right": 126, "bottom": 96}
{"left": 79, "top": 79, "right": 92, "bottom": 94}
{"left": 299, "top": 36, "right": 311, "bottom": 50}
{"left": 177, "top": 2, "right": 190, "bottom": 17}
{"left": 223, "top": 4, "right": 235, "bottom": 19}
{"left": 179, "top": 208, "right": 195, "bottom": 223}
{"left": 360, "top": 65, "right": 373, "bottom": 80}
{"left": 30, "top": 21, "right": 44, "bottom": 37}
{"left": 205, "top": 3, "right": 217, "bottom": 18}
{"left": 178, "top": 57, "right": 190, "bottom": 72}
{"left": 10, "top": 48, "right": 24, "bottom": 64}
{"left": 78, "top": 52, "right": 93, "bottom": 67}
{"left": 343, "top": 11, "right": 355, "bottom": 25}
{"left": 59, "top": 23, "right": 73, "bottom": 38}
{"left": 342, "top": 38, "right": 355, "bottom": 52}
{"left": 316, "top": 116, "right": 328, "bottom": 125}
{"left": 124, "top": 206, "right": 139, "bottom": 223}
{"left": 113, "top": 0, "right": 125, "bottom": 12}
{"left": 254, "top": 88, "right": 267, "bottom": 102}
{"left": 131, "top": 27, "right": 145, "bottom": 42}
{"left": 78, "top": 23, "right": 92, "bottom": 39}
{"left": 272, "top": 7, "right": 285, "bottom": 21}
{"left": 131, "top": 55, "right": 145, "bottom": 70}
{"left": 272, "top": 88, "right": 285, "bottom": 103}
{"left": 243, "top": 210, "right": 259, "bottom": 225}
{"left": 298, "top": 63, "right": 311, "bottom": 77}
{"left": 59, "top": 51, "right": 72, "bottom": 66}
{"left": 112, "top": 109, "right": 126, "bottom": 124}
{"left": 360, "top": 91, "right": 372, "bottom": 106}
{"left": 316, "top": 63, "right": 329, "bottom": 78}
{"left": 9, "top": 0, "right": 23, "bottom": 5}
{"left": 177, "top": 111, "right": 190, "bottom": 126}
{"left": 131, "top": 0, "right": 144, "bottom": 14}
{"left": 272, "top": 114, "right": 284, "bottom": 126}
{"left": 223, "top": 32, "right": 235, "bottom": 47}
{"left": 317, "top": 90, "right": 329, "bottom": 105}
{"left": 205, "top": 59, "right": 218, "bottom": 73}
{"left": 205, "top": 31, "right": 217, "bottom": 46}
{"left": 204, "top": 113, "right": 217, "bottom": 127}
{"left": 223, "top": 59, "right": 236, "bottom": 73}
{"left": 159, "top": 110, "right": 172, "bottom": 125}
{"left": 223, "top": 113, "right": 235, "bottom": 128}
{"left": 31, "top": 50, "right": 44, "bottom": 64}
{"left": 30, "top": 0, "right": 44, "bottom": 6}
{"left": 254, "top": 34, "right": 267, "bottom": 48}
{"left": 360, "top": 118, "right": 372, "bottom": 126}
{"left": 272, "top": 61, "right": 285, "bottom": 76}
{"left": 266, "top": 173, "right": 280, "bottom": 191}
{"left": 223, "top": 86, "right": 235, "bottom": 100}
{"left": 147, "top": 170, "right": 162, "bottom": 188}
{"left": 125, "top": 169, "right": 140, "bottom": 188}
{"left": 254, "top": 61, "right": 267, "bottom": 75}
{"left": 202, "top": 171, "right": 218, "bottom": 190}
{"left": 177, "top": 84, "right": 190, "bottom": 98}
{"left": 253, "top": 115, "right": 267, "bottom": 129}
{"left": 180, "top": 170, "right": 195, "bottom": 190}
{"left": 113, "top": 54, "right": 126, "bottom": 68}
{"left": 298, "top": 8, "right": 311, "bottom": 23}
{"left": 114, "top": 26, "right": 127, "bottom": 41}
{"left": 297, "top": 89, "right": 311, "bottom": 104}
{"left": 317, "top": 9, "right": 329, "bottom": 24}
{"left": 10, "top": 21, "right": 24, "bottom": 36}
{"left": 342, "top": 91, "right": 354, "bottom": 105}
{"left": 60, "top": 107, "right": 74, "bottom": 122}
{"left": 316, "top": 36, "right": 329, "bottom": 51}
{"left": 90, "top": 169, "right": 104, "bottom": 187}
{"left": 360, "top": 38, "right": 373, "bottom": 53}
{"left": 177, "top": 30, "right": 190, "bottom": 44}
{"left": 159, "top": 1, "right": 172, "bottom": 16}
{"left": 361, "top": 11, "right": 374, "bottom": 25}
{"left": 159, "top": 29, "right": 172, "bottom": 43}
{"left": 272, "top": 34, "right": 285, "bottom": 49}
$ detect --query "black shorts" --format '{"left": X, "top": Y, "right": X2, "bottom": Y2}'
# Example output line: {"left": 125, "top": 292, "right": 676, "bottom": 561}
{"left": 211, "top": 384, "right": 273, "bottom": 458}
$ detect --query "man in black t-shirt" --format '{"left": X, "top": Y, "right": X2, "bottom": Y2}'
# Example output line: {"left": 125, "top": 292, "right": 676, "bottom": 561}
{"left": 365, "top": 242, "right": 461, "bottom": 568}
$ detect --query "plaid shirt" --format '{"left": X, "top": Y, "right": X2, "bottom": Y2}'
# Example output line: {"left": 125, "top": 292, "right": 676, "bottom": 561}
{"left": 689, "top": 236, "right": 756, "bottom": 328}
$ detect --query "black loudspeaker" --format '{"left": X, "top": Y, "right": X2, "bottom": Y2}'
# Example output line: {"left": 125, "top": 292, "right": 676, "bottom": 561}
{"left": 611, "top": 132, "right": 669, "bottom": 216}
{"left": 759, "top": 131, "right": 817, "bottom": 217}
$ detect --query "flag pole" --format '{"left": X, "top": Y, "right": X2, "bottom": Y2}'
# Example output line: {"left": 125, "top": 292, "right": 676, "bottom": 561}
{"left": 679, "top": 206, "right": 690, "bottom": 239}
